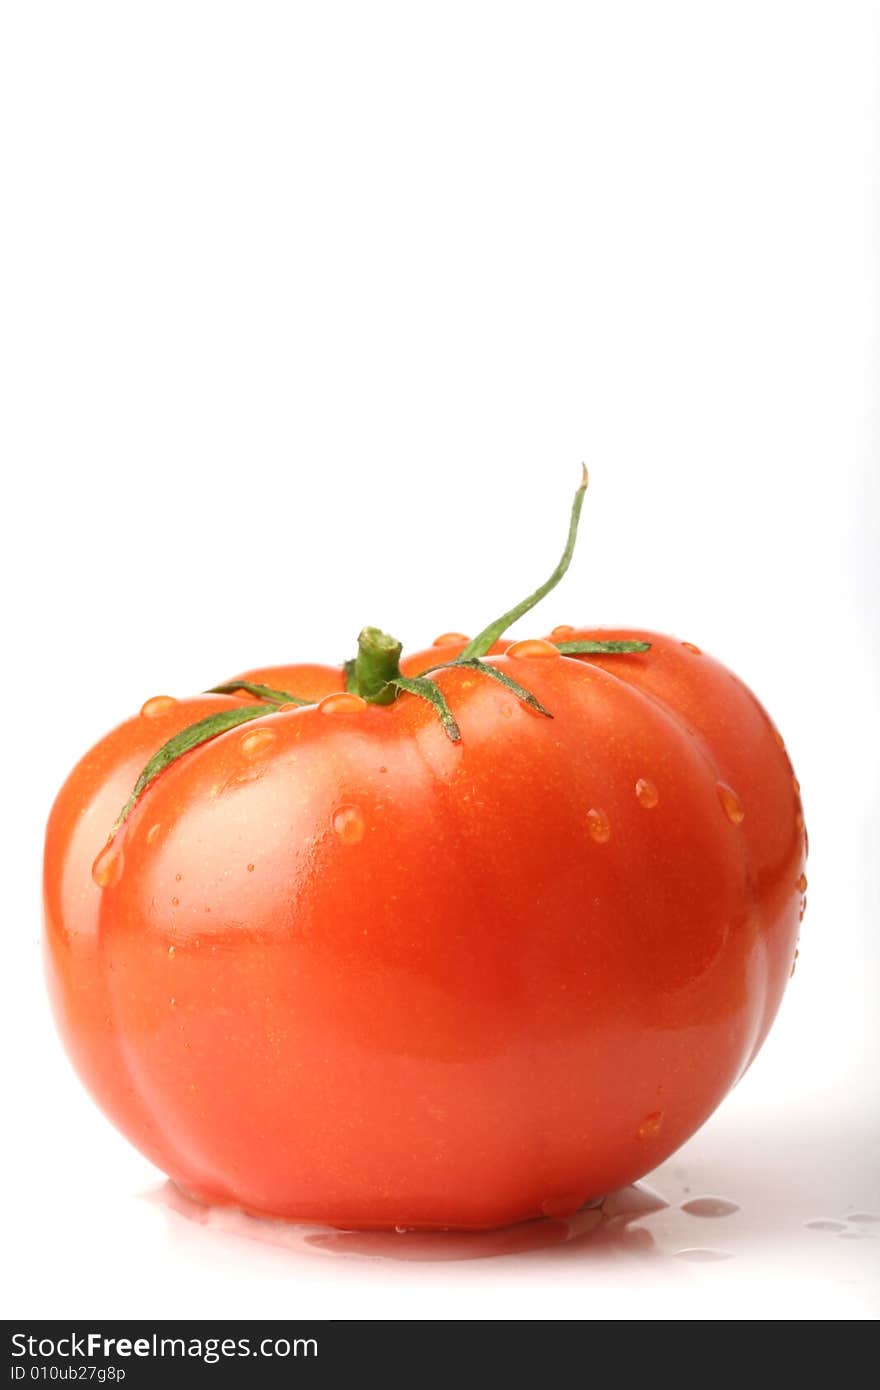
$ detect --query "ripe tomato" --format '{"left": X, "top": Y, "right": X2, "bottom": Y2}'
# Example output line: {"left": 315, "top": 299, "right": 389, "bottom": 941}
{"left": 43, "top": 478, "right": 805, "bottom": 1229}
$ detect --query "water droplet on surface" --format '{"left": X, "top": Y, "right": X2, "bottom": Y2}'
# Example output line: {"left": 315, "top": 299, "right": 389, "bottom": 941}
{"left": 175, "top": 873, "right": 182, "bottom": 882}
{"left": 319, "top": 692, "right": 367, "bottom": 716}
{"left": 637, "top": 1110, "right": 663, "bottom": 1139}
{"left": 681, "top": 641, "right": 702, "bottom": 655}
{"left": 848, "top": 1211, "right": 880, "bottom": 1223}
{"left": 507, "top": 638, "right": 561, "bottom": 660}
{"left": 393, "top": 1225, "right": 410, "bottom": 1234}
{"left": 140, "top": 695, "right": 178, "bottom": 718}
{"left": 550, "top": 624, "right": 574, "bottom": 640}
{"left": 146, "top": 823, "right": 162, "bottom": 844}
{"left": 681, "top": 1197, "right": 739, "bottom": 1218}
{"left": 168, "top": 945, "right": 175, "bottom": 957}
{"left": 675, "top": 1247, "right": 732, "bottom": 1262}
{"left": 586, "top": 808, "right": 611, "bottom": 844}
{"left": 171, "top": 896, "right": 180, "bottom": 907}
{"left": 240, "top": 728, "right": 276, "bottom": 758}
{"left": 333, "top": 806, "right": 365, "bottom": 844}
{"left": 790, "top": 949, "right": 799, "bottom": 977}
{"left": 247, "top": 863, "right": 255, "bottom": 873}
{"left": 796, "top": 873, "right": 808, "bottom": 893}
{"left": 91, "top": 843, "right": 123, "bottom": 889}
{"left": 717, "top": 782, "right": 745, "bottom": 824}
{"left": 799, "top": 898, "right": 807, "bottom": 922}
{"left": 635, "top": 778, "right": 659, "bottom": 809}
{"left": 805, "top": 1219, "right": 847, "bottom": 1232}
{"left": 432, "top": 632, "right": 470, "bottom": 647}
{"left": 276, "top": 702, "right": 302, "bottom": 712}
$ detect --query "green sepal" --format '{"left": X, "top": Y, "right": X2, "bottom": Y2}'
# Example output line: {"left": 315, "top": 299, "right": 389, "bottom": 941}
{"left": 116, "top": 706, "right": 269, "bottom": 827}
{"left": 554, "top": 640, "right": 650, "bottom": 654}
{"left": 391, "top": 676, "right": 461, "bottom": 743}
{"left": 208, "top": 680, "right": 310, "bottom": 706}
{"left": 456, "top": 659, "right": 553, "bottom": 717}
{"left": 343, "top": 659, "right": 358, "bottom": 693}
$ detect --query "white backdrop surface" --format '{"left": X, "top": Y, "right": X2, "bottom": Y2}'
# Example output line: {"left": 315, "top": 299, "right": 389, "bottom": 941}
{"left": 1, "top": 1, "right": 877, "bottom": 1321}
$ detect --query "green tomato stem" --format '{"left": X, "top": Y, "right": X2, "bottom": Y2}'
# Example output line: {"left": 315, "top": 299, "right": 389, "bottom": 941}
{"left": 353, "top": 626, "right": 404, "bottom": 704}
{"left": 458, "top": 465, "right": 589, "bottom": 661}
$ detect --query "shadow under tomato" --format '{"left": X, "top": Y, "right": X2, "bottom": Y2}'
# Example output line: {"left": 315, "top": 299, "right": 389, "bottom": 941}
{"left": 147, "top": 1179, "right": 667, "bottom": 1263}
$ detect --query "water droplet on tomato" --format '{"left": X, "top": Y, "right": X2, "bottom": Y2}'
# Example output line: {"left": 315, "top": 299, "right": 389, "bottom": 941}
{"left": 333, "top": 806, "right": 365, "bottom": 844}
{"left": 796, "top": 873, "right": 808, "bottom": 893}
{"left": 773, "top": 728, "right": 785, "bottom": 749}
{"left": 393, "top": 1225, "right": 410, "bottom": 1234}
{"left": 240, "top": 728, "right": 276, "bottom": 758}
{"left": 175, "top": 873, "right": 182, "bottom": 882}
{"left": 140, "top": 695, "right": 178, "bottom": 717}
{"left": 681, "top": 1197, "right": 739, "bottom": 1218}
{"left": 247, "top": 863, "right": 255, "bottom": 873}
{"left": 276, "top": 702, "right": 302, "bottom": 712}
{"left": 171, "top": 896, "right": 180, "bottom": 907}
{"left": 637, "top": 1110, "right": 663, "bottom": 1139}
{"left": 586, "top": 808, "right": 611, "bottom": 843}
{"left": 792, "top": 775, "right": 801, "bottom": 794}
{"left": 675, "top": 1247, "right": 732, "bottom": 1262}
{"left": 717, "top": 782, "right": 745, "bottom": 824}
{"left": 319, "top": 692, "right": 367, "bottom": 715}
{"left": 550, "top": 624, "right": 574, "bottom": 640}
{"left": 635, "top": 778, "right": 659, "bottom": 809}
{"left": 91, "top": 843, "right": 123, "bottom": 889}
{"left": 507, "top": 638, "right": 561, "bottom": 659}
{"left": 168, "top": 945, "right": 176, "bottom": 957}
{"left": 681, "top": 641, "right": 702, "bottom": 655}
{"left": 799, "top": 897, "right": 807, "bottom": 922}
{"left": 146, "top": 823, "right": 162, "bottom": 845}
{"left": 795, "top": 811, "right": 805, "bottom": 831}
{"left": 432, "top": 632, "right": 470, "bottom": 647}
{"left": 790, "top": 949, "right": 799, "bottom": 977}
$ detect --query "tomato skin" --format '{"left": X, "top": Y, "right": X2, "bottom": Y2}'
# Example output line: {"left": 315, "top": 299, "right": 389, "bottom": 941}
{"left": 43, "top": 693, "right": 244, "bottom": 1169}
{"left": 43, "top": 635, "right": 805, "bottom": 1229}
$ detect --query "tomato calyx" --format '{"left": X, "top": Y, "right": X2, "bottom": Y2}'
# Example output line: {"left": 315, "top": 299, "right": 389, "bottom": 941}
{"left": 417, "top": 656, "right": 554, "bottom": 721}
{"left": 367, "top": 465, "right": 647, "bottom": 726}
{"left": 208, "top": 680, "right": 310, "bottom": 706}
{"left": 112, "top": 468, "right": 652, "bottom": 830}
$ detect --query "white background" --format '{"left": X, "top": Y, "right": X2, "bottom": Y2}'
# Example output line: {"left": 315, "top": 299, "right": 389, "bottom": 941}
{"left": 2, "top": 1, "right": 878, "bottom": 1321}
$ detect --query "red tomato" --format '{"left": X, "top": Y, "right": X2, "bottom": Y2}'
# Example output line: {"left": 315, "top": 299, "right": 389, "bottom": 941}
{"left": 43, "top": 486, "right": 806, "bottom": 1229}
